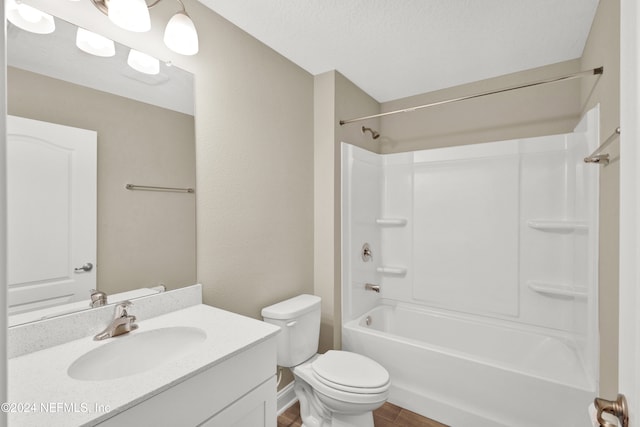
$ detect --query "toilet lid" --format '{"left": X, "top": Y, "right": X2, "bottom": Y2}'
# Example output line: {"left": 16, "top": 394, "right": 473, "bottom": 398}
{"left": 311, "top": 350, "right": 389, "bottom": 391}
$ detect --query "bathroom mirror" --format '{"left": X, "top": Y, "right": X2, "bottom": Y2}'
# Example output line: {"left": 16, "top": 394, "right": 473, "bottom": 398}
{"left": 7, "top": 16, "right": 196, "bottom": 326}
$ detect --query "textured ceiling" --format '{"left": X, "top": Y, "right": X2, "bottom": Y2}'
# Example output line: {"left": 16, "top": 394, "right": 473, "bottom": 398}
{"left": 197, "top": 0, "right": 599, "bottom": 102}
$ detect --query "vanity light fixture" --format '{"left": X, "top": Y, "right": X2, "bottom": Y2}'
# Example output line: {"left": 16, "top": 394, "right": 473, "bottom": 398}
{"left": 76, "top": 27, "right": 116, "bottom": 57}
{"left": 127, "top": 49, "right": 160, "bottom": 75}
{"left": 90, "top": 0, "right": 199, "bottom": 56}
{"left": 6, "top": 0, "right": 56, "bottom": 34}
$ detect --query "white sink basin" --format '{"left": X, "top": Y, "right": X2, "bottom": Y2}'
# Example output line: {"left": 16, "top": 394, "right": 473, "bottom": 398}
{"left": 68, "top": 326, "right": 207, "bottom": 381}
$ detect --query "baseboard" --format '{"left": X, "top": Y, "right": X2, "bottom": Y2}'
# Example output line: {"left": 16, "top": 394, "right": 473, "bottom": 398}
{"left": 277, "top": 382, "right": 298, "bottom": 415}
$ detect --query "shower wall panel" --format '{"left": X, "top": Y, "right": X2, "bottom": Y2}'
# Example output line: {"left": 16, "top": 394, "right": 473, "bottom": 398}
{"left": 341, "top": 145, "right": 383, "bottom": 321}
{"left": 412, "top": 151, "right": 520, "bottom": 317}
{"left": 378, "top": 155, "right": 413, "bottom": 304}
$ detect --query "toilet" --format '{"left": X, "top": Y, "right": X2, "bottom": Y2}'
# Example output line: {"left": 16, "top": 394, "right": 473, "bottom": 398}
{"left": 262, "top": 294, "right": 390, "bottom": 427}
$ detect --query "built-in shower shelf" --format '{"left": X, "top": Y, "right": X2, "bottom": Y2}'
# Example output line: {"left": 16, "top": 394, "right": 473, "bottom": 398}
{"left": 527, "top": 281, "right": 587, "bottom": 299}
{"left": 526, "top": 220, "right": 588, "bottom": 232}
{"left": 377, "top": 266, "right": 407, "bottom": 276}
{"left": 376, "top": 218, "right": 408, "bottom": 227}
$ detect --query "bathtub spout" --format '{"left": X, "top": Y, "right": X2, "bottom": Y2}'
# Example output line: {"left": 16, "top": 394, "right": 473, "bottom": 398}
{"left": 365, "top": 283, "right": 381, "bottom": 293}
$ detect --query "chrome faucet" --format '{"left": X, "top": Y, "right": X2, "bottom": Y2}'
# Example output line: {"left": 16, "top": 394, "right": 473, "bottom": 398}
{"left": 89, "top": 289, "right": 107, "bottom": 308}
{"left": 94, "top": 301, "right": 138, "bottom": 341}
{"left": 365, "top": 283, "right": 381, "bottom": 293}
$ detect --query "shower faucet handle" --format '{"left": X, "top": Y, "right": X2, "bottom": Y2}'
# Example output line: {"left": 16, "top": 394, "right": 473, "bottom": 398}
{"left": 365, "top": 283, "right": 380, "bottom": 293}
{"left": 361, "top": 243, "right": 373, "bottom": 262}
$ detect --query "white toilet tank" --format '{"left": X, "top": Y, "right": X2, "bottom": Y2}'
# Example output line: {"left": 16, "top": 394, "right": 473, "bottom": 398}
{"left": 261, "top": 294, "right": 321, "bottom": 367}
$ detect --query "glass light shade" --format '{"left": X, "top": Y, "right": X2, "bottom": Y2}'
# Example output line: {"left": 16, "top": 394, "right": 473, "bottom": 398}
{"left": 164, "top": 12, "right": 199, "bottom": 56}
{"left": 108, "top": 0, "right": 151, "bottom": 33}
{"left": 127, "top": 49, "right": 160, "bottom": 75}
{"left": 6, "top": 0, "right": 55, "bottom": 34}
{"left": 76, "top": 28, "right": 116, "bottom": 57}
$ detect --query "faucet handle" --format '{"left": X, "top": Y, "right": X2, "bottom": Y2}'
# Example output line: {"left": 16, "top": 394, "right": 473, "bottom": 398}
{"left": 89, "top": 289, "right": 107, "bottom": 308}
{"left": 115, "top": 300, "right": 133, "bottom": 317}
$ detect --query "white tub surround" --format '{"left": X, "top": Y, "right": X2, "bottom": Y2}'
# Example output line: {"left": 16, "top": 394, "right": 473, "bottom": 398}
{"left": 8, "top": 285, "right": 281, "bottom": 426}
{"left": 341, "top": 107, "right": 600, "bottom": 427}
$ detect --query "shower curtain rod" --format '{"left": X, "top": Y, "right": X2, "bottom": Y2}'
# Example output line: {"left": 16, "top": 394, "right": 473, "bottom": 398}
{"left": 339, "top": 67, "right": 603, "bottom": 126}
{"left": 584, "top": 127, "right": 620, "bottom": 165}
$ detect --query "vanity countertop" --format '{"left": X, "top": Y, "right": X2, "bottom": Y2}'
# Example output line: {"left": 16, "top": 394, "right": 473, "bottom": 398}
{"left": 8, "top": 304, "right": 280, "bottom": 427}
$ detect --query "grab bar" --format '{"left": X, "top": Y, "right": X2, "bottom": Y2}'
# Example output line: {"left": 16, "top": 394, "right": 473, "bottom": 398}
{"left": 584, "top": 127, "right": 620, "bottom": 165}
{"left": 125, "top": 184, "right": 194, "bottom": 193}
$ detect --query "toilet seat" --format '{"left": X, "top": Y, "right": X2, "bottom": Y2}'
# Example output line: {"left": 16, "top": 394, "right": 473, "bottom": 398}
{"left": 310, "top": 350, "right": 390, "bottom": 394}
{"left": 294, "top": 361, "right": 389, "bottom": 406}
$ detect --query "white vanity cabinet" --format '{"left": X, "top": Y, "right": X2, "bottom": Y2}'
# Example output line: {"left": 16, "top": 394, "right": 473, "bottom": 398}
{"left": 96, "top": 338, "right": 277, "bottom": 427}
{"left": 9, "top": 291, "right": 281, "bottom": 427}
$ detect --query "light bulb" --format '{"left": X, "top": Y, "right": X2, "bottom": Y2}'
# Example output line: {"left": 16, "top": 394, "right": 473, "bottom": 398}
{"left": 127, "top": 49, "right": 160, "bottom": 75}
{"left": 18, "top": 4, "right": 43, "bottom": 23}
{"left": 164, "top": 12, "right": 199, "bottom": 56}
{"left": 76, "top": 28, "right": 116, "bottom": 57}
{"left": 108, "top": 0, "right": 150, "bottom": 32}
{"left": 6, "top": 0, "right": 55, "bottom": 34}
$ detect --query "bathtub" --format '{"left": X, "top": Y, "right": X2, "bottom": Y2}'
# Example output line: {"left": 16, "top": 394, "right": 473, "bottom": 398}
{"left": 342, "top": 303, "right": 595, "bottom": 427}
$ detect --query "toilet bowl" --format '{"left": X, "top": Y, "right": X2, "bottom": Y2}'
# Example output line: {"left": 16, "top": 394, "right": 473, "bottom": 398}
{"left": 295, "top": 351, "right": 389, "bottom": 425}
{"left": 262, "top": 295, "right": 390, "bottom": 427}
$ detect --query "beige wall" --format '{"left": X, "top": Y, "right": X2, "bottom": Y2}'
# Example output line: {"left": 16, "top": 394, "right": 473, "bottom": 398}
{"left": 314, "top": 72, "right": 337, "bottom": 354}
{"left": 188, "top": 3, "right": 315, "bottom": 319}
{"left": 580, "top": 0, "right": 620, "bottom": 399}
{"left": 314, "top": 71, "right": 380, "bottom": 353}
{"left": 378, "top": 59, "right": 583, "bottom": 153}
{"left": 7, "top": 67, "right": 196, "bottom": 296}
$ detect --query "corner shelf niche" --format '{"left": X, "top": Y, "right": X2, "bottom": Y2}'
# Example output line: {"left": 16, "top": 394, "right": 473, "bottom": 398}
{"left": 527, "top": 281, "right": 587, "bottom": 299}
{"left": 526, "top": 219, "right": 588, "bottom": 233}
{"left": 376, "top": 218, "right": 407, "bottom": 227}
